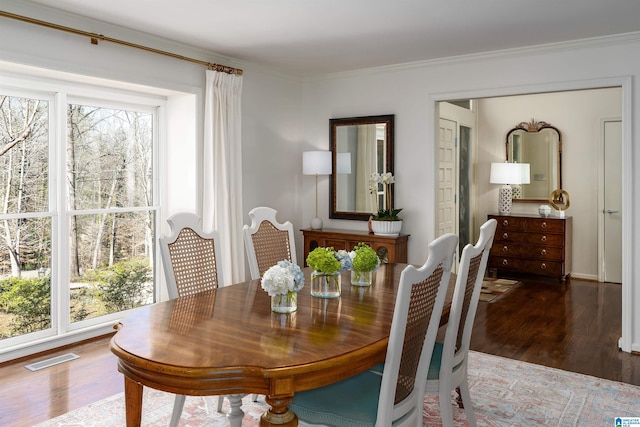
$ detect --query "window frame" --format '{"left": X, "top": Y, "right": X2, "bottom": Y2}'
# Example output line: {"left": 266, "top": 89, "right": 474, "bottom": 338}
{"left": 0, "top": 74, "right": 164, "bottom": 352}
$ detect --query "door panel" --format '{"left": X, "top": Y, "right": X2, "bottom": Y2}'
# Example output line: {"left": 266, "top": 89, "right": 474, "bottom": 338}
{"left": 438, "top": 118, "right": 456, "bottom": 236}
{"left": 603, "top": 120, "right": 622, "bottom": 283}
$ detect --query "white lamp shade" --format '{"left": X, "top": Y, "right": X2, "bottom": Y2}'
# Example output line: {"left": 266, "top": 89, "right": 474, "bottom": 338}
{"left": 303, "top": 151, "right": 332, "bottom": 175}
{"left": 336, "top": 152, "right": 351, "bottom": 174}
{"left": 490, "top": 162, "right": 529, "bottom": 185}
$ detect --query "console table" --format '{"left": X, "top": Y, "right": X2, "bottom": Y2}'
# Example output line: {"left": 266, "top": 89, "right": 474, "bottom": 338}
{"left": 488, "top": 214, "right": 572, "bottom": 282}
{"left": 301, "top": 228, "right": 409, "bottom": 265}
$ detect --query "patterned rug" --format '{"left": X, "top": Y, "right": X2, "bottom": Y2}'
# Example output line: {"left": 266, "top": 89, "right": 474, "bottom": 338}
{"left": 36, "top": 351, "right": 640, "bottom": 427}
{"left": 479, "top": 278, "right": 521, "bottom": 302}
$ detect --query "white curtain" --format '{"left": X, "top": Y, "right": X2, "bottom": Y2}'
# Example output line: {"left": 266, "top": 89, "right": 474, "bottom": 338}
{"left": 202, "top": 70, "right": 244, "bottom": 285}
{"left": 355, "top": 124, "right": 377, "bottom": 212}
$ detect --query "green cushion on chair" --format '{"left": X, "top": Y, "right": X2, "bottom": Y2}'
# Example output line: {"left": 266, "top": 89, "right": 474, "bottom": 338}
{"left": 289, "top": 370, "right": 382, "bottom": 427}
{"left": 427, "top": 342, "right": 443, "bottom": 380}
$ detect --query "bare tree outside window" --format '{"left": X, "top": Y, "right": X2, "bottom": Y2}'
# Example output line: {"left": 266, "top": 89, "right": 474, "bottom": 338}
{"left": 1, "top": 93, "right": 157, "bottom": 341}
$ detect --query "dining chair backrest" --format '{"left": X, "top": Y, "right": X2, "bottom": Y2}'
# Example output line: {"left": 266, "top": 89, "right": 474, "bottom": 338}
{"left": 375, "top": 233, "right": 458, "bottom": 425}
{"left": 291, "top": 233, "right": 458, "bottom": 427}
{"left": 159, "top": 212, "right": 223, "bottom": 299}
{"left": 243, "top": 206, "right": 297, "bottom": 280}
{"left": 426, "top": 218, "right": 497, "bottom": 427}
{"left": 447, "top": 218, "right": 496, "bottom": 372}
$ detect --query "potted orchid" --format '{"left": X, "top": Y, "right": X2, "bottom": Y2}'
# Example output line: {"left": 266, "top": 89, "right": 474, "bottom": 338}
{"left": 306, "top": 247, "right": 351, "bottom": 298}
{"left": 369, "top": 172, "right": 403, "bottom": 235}
{"left": 349, "top": 242, "right": 381, "bottom": 287}
{"left": 261, "top": 260, "right": 305, "bottom": 313}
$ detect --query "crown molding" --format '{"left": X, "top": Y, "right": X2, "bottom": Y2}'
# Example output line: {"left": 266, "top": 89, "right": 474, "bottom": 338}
{"left": 305, "top": 31, "right": 640, "bottom": 83}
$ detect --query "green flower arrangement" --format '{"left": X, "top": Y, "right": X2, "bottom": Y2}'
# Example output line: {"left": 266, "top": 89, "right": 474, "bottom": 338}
{"left": 350, "top": 242, "right": 381, "bottom": 273}
{"left": 306, "top": 247, "right": 351, "bottom": 273}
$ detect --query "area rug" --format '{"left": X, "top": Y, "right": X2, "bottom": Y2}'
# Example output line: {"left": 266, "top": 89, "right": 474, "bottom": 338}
{"left": 479, "top": 278, "right": 521, "bottom": 302}
{"left": 36, "top": 351, "right": 640, "bottom": 427}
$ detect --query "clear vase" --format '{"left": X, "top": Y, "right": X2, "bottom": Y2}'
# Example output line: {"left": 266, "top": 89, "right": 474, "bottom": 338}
{"left": 351, "top": 270, "right": 373, "bottom": 287}
{"left": 271, "top": 291, "right": 298, "bottom": 313}
{"left": 311, "top": 271, "right": 341, "bottom": 298}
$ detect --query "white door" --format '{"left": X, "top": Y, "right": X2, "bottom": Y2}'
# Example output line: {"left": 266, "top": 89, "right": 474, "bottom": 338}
{"left": 438, "top": 102, "right": 476, "bottom": 251}
{"left": 602, "top": 119, "right": 622, "bottom": 283}
{"left": 438, "top": 118, "right": 457, "bottom": 236}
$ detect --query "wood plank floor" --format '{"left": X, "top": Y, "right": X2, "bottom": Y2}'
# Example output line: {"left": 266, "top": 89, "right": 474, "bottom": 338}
{"left": 0, "top": 277, "right": 638, "bottom": 427}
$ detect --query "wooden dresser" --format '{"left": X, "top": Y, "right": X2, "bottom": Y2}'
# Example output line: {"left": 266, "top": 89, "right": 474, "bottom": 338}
{"left": 301, "top": 228, "right": 409, "bottom": 265}
{"left": 488, "top": 214, "right": 572, "bottom": 282}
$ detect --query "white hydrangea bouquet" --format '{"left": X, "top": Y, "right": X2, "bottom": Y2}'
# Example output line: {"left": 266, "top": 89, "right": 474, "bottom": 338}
{"left": 261, "top": 260, "right": 304, "bottom": 297}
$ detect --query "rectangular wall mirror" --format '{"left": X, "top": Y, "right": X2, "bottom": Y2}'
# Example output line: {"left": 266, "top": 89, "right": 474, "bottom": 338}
{"left": 330, "top": 114, "right": 394, "bottom": 221}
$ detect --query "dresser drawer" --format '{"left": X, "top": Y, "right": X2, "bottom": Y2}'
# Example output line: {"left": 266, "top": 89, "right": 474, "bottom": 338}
{"left": 495, "top": 231, "right": 564, "bottom": 247}
{"left": 491, "top": 215, "right": 527, "bottom": 231}
{"left": 525, "top": 218, "right": 565, "bottom": 233}
{"left": 520, "top": 259, "right": 564, "bottom": 277}
{"left": 489, "top": 256, "right": 563, "bottom": 277}
{"left": 491, "top": 243, "right": 563, "bottom": 261}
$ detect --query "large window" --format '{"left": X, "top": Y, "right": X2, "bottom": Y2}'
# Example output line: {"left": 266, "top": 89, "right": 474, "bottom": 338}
{"left": 0, "top": 82, "right": 160, "bottom": 350}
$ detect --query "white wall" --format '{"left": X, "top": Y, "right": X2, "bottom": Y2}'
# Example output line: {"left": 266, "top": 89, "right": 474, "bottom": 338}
{"left": 475, "top": 88, "right": 622, "bottom": 280}
{"left": 301, "top": 37, "right": 639, "bottom": 352}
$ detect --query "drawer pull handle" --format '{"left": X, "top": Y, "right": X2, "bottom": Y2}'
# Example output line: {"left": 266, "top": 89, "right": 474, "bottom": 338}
{"left": 541, "top": 222, "right": 547, "bottom": 229}
{"left": 502, "top": 219, "right": 509, "bottom": 227}
{"left": 541, "top": 235, "right": 547, "bottom": 242}
{"left": 502, "top": 259, "right": 509, "bottom": 266}
{"left": 502, "top": 232, "right": 509, "bottom": 239}
{"left": 502, "top": 246, "right": 509, "bottom": 252}
{"left": 540, "top": 249, "right": 547, "bottom": 256}
{"left": 540, "top": 263, "right": 547, "bottom": 270}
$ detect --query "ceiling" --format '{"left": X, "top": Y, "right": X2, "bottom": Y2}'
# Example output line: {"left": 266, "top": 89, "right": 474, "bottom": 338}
{"left": 22, "top": 0, "right": 640, "bottom": 77}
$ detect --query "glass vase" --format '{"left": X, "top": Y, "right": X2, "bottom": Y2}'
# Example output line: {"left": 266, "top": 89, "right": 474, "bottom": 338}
{"left": 311, "top": 271, "right": 341, "bottom": 298}
{"left": 271, "top": 291, "right": 298, "bottom": 313}
{"left": 351, "top": 270, "right": 373, "bottom": 287}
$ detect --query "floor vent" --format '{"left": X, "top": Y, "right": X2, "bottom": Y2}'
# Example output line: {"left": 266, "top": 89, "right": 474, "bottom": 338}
{"left": 25, "top": 353, "right": 80, "bottom": 371}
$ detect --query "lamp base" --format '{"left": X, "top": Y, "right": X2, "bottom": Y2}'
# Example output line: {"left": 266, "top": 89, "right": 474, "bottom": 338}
{"left": 310, "top": 217, "right": 323, "bottom": 230}
{"left": 498, "top": 185, "right": 513, "bottom": 214}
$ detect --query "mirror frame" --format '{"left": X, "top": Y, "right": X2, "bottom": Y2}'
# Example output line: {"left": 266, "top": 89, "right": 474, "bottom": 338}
{"left": 506, "top": 119, "right": 562, "bottom": 203}
{"left": 329, "top": 114, "right": 394, "bottom": 221}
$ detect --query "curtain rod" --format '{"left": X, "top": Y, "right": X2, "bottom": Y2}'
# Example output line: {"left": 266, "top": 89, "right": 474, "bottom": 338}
{"left": 0, "top": 9, "right": 243, "bottom": 75}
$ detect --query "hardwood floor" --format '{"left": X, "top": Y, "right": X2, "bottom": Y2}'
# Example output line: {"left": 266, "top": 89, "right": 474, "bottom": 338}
{"left": 0, "top": 277, "right": 638, "bottom": 426}
{"left": 471, "top": 276, "right": 640, "bottom": 385}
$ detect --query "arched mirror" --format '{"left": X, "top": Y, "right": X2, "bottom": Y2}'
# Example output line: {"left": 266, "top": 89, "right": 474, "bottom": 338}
{"left": 330, "top": 115, "right": 394, "bottom": 221}
{"left": 506, "top": 119, "right": 562, "bottom": 202}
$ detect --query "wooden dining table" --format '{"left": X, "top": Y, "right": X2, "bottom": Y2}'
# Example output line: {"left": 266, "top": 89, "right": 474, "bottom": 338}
{"left": 110, "top": 263, "right": 454, "bottom": 427}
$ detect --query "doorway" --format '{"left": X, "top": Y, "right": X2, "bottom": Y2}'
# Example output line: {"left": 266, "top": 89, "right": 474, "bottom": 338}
{"left": 433, "top": 80, "right": 630, "bottom": 353}
{"left": 438, "top": 102, "right": 475, "bottom": 255}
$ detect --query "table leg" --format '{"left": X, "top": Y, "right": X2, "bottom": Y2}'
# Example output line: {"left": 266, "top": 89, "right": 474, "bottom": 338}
{"left": 260, "top": 396, "right": 297, "bottom": 427}
{"left": 226, "top": 394, "right": 245, "bottom": 427}
{"left": 123, "top": 377, "right": 143, "bottom": 427}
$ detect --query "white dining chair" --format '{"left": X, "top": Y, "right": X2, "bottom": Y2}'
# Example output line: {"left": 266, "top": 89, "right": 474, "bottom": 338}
{"left": 159, "top": 212, "right": 242, "bottom": 426}
{"left": 425, "top": 218, "right": 497, "bottom": 427}
{"left": 289, "top": 233, "right": 458, "bottom": 427}
{"left": 243, "top": 206, "right": 297, "bottom": 280}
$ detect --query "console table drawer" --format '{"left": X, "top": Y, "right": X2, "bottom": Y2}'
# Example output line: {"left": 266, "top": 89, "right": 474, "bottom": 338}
{"left": 302, "top": 228, "right": 409, "bottom": 265}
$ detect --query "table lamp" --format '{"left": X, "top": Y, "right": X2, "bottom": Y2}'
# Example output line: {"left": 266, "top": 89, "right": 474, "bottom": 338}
{"left": 490, "top": 162, "right": 530, "bottom": 214}
{"left": 303, "top": 151, "right": 332, "bottom": 229}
